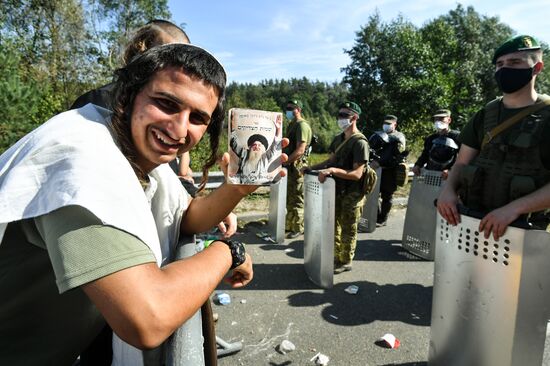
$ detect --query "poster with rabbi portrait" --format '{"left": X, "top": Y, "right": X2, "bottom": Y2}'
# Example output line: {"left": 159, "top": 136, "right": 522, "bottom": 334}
{"left": 227, "top": 108, "right": 283, "bottom": 185}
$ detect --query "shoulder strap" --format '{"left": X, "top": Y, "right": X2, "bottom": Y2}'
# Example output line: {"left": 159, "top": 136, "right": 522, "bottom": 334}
{"left": 481, "top": 97, "right": 550, "bottom": 150}
{"left": 334, "top": 133, "right": 366, "bottom": 154}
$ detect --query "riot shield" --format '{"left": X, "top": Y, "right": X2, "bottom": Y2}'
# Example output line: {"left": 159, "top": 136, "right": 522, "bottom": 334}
{"left": 303, "top": 171, "right": 335, "bottom": 289}
{"left": 268, "top": 169, "right": 287, "bottom": 243}
{"left": 430, "top": 212, "right": 550, "bottom": 366}
{"left": 358, "top": 167, "right": 382, "bottom": 233}
{"left": 401, "top": 169, "right": 443, "bottom": 260}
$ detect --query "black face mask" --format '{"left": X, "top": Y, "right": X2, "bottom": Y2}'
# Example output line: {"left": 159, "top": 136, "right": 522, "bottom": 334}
{"left": 494, "top": 67, "right": 533, "bottom": 94}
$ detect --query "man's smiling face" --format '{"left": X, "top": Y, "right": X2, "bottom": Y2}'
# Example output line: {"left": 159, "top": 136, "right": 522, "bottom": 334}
{"left": 130, "top": 66, "right": 219, "bottom": 173}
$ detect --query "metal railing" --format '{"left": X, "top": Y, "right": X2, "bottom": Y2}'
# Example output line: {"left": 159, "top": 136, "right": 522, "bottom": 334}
{"left": 192, "top": 164, "right": 416, "bottom": 191}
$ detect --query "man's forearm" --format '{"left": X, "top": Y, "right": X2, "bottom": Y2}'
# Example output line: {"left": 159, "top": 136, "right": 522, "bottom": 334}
{"left": 442, "top": 161, "right": 464, "bottom": 193}
{"left": 286, "top": 150, "right": 303, "bottom": 164}
{"left": 286, "top": 142, "right": 307, "bottom": 164}
{"left": 330, "top": 164, "right": 364, "bottom": 181}
{"left": 83, "top": 241, "right": 234, "bottom": 349}
{"left": 415, "top": 148, "right": 429, "bottom": 167}
{"left": 181, "top": 183, "right": 252, "bottom": 234}
{"left": 308, "top": 159, "right": 331, "bottom": 170}
{"left": 507, "top": 182, "right": 550, "bottom": 216}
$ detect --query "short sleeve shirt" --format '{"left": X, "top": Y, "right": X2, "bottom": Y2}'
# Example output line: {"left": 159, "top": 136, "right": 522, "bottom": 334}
{"left": 329, "top": 133, "right": 370, "bottom": 192}
{"left": 0, "top": 205, "right": 155, "bottom": 365}
{"left": 283, "top": 118, "right": 312, "bottom": 156}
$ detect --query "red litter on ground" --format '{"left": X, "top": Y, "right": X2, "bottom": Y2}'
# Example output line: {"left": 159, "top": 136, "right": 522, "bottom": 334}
{"left": 379, "top": 333, "right": 400, "bottom": 349}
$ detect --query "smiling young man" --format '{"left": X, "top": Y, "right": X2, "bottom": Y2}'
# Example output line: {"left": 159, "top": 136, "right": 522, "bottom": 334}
{"left": 0, "top": 44, "right": 261, "bottom": 366}
{"left": 437, "top": 35, "right": 550, "bottom": 240}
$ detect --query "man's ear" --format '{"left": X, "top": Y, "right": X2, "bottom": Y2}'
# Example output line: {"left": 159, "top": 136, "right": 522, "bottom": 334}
{"left": 534, "top": 61, "right": 544, "bottom": 75}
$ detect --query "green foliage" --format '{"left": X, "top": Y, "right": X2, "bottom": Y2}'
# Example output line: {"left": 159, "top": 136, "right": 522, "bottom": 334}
{"left": 343, "top": 5, "right": 516, "bottom": 145}
{"left": 0, "top": 41, "right": 41, "bottom": 152}
{"left": 89, "top": 0, "right": 171, "bottom": 73}
{"left": 189, "top": 131, "right": 229, "bottom": 173}
{"left": 225, "top": 79, "right": 348, "bottom": 152}
{"left": 308, "top": 153, "right": 330, "bottom": 166}
{"left": 0, "top": 0, "right": 172, "bottom": 153}
{"left": 2, "top": 2, "right": 548, "bottom": 170}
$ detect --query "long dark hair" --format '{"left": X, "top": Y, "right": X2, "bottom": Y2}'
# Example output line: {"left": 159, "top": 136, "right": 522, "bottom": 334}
{"left": 110, "top": 43, "right": 226, "bottom": 186}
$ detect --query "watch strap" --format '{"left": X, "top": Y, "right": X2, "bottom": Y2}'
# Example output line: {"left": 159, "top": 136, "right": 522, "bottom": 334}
{"left": 217, "top": 239, "right": 246, "bottom": 269}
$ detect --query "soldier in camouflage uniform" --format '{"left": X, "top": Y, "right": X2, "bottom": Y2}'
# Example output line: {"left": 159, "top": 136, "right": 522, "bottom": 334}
{"left": 307, "top": 101, "right": 370, "bottom": 273}
{"left": 438, "top": 35, "right": 550, "bottom": 241}
{"left": 283, "top": 99, "right": 312, "bottom": 239}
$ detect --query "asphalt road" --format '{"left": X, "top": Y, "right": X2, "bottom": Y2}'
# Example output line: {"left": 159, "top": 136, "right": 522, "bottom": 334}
{"left": 212, "top": 207, "right": 433, "bottom": 366}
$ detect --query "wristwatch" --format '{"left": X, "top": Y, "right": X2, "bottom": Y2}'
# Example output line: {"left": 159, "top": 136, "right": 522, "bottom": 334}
{"left": 217, "top": 239, "right": 246, "bottom": 269}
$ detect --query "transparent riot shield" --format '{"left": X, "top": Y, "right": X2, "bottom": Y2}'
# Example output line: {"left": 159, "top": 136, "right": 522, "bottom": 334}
{"left": 268, "top": 170, "right": 287, "bottom": 244}
{"left": 401, "top": 169, "right": 443, "bottom": 260}
{"left": 303, "top": 171, "right": 335, "bottom": 289}
{"left": 430, "top": 212, "right": 550, "bottom": 366}
{"left": 358, "top": 167, "right": 382, "bottom": 233}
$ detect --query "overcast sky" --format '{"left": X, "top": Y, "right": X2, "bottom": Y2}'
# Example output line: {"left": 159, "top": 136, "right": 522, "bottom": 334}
{"left": 168, "top": 0, "right": 550, "bottom": 84}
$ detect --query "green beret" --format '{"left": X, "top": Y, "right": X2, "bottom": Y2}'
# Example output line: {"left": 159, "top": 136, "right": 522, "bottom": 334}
{"left": 383, "top": 114, "right": 398, "bottom": 122}
{"left": 339, "top": 101, "right": 361, "bottom": 115}
{"left": 433, "top": 109, "right": 451, "bottom": 118}
{"left": 492, "top": 35, "right": 541, "bottom": 64}
{"left": 286, "top": 99, "right": 303, "bottom": 109}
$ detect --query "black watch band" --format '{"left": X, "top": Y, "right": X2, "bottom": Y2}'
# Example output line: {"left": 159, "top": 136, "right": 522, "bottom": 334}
{"left": 217, "top": 239, "right": 246, "bottom": 269}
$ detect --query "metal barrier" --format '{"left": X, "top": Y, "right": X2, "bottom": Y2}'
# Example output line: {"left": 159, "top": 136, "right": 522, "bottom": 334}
{"left": 429, "top": 212, "right": 550, "bottom": 366}
{"left": 358, "top": 167, "right": 382, "bottom": 233}
{"left": 192, "top": 171, "right": 225, "bottom": 190}
{"left": 191, "top": 164, "right": 415, "bottom": 192}
{"left": 303, "top": 172, "right": 335, "bottom": 289}
{"left": 164, "top": 235, "right": 205, "bottom": 366}
{"left": 401, "top": 169, "right": 443, "bottom": 260}
{"left": 268, "top": 170, "right": 287, "bottom": 243}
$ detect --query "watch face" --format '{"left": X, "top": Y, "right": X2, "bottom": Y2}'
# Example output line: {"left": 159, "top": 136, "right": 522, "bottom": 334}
{"left": 225, "top": 240, "right": 246, "bottom": 269}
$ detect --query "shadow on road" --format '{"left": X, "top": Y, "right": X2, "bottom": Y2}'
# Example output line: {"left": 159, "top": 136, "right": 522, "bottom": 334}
{"left": 219, "top": 261, "right": 432, "bottom": 326}
{"left": 287, "top": 280, "right": 432, "bottom": 326}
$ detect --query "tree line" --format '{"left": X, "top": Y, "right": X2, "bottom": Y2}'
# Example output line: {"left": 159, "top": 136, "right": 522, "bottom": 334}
{"left": 1, "top": 2, "right": 548, "bottom": 165}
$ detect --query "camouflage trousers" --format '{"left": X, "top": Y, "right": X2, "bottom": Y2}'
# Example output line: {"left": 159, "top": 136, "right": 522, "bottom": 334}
{"left": 285, "top": 163, "right": 305, "bottom": 232}
{"left": 334, "top": 191, "right": 365, "bottom": 264}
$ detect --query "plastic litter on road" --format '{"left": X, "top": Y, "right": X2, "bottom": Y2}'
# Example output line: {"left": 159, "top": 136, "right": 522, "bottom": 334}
{"left": 344, "top": 285, "right": 359, "bottom": 294}
{"left": 310, "top": 352, "right": 330, "bottom": 365}
{"left": 214, "top": 292, "right": 231, "bottom": 305}
{"left": 279, "top": 339, "right": 296, "bottom": 354}
{"left": 378, "top": 333, "right": 400, "bottom": 349}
